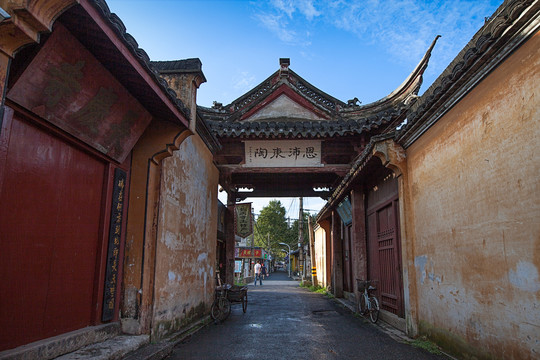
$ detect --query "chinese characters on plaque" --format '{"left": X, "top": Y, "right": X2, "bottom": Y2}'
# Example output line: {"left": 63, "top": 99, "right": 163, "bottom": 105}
{"left": 237, "top": 248, "right": 263, "bottom": 258}
{"left": 102, "top": 168, "right": 126, "bottom": 322}
{"left": 244, "top": 140, "right": 321, "bottom": 167}
{"left": 6, "top": 24, "right": 152, "bottom": 163}
{"left": 234, "top": 203, "right": 253, "bottom": 238}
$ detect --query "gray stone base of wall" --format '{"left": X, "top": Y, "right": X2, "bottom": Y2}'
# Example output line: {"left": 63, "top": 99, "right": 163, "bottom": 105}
{"left": 379, "top": 310, "right": 406, "bottom": 333}
{"left": 343, "top": 290, "right": 357, "bottom": 304}
{"left": 0, "top": 323, "right": 121, "bottom": 360}
{"left": 123, "top": 315, "right": 211, "bottom": 360}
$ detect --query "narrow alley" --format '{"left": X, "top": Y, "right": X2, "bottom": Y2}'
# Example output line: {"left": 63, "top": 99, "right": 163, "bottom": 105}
{"left": 1, "top": 2, "right": 538, "bottom": 359}
{"left": 167, "top": 270, "right": 448, "bottom": 360}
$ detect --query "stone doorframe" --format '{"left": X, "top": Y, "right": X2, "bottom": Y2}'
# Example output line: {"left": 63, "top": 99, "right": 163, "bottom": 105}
{"left": 372, "top": 139, "right": 419, "bottom": 336}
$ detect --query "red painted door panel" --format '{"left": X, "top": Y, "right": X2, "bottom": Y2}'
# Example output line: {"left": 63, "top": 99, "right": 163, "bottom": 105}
{"left": 0, "top": 115, "right": 105, "bottom": 350}
{"left": 375, "top": 202, "right": 401, "bottom": 315}
{"left": 367, "top": 176, "right": 404, "bottom": 317}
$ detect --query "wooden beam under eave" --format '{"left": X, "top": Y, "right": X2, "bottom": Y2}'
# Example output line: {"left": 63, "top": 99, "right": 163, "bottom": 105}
{"left": 217, "top": 164, "right": 351, "bottom": 176}
{"left": 237, "top": 189, "right": 331, "bottom": 199}
{"left": 0, "top": 0, "right": 76, "bottom": 57}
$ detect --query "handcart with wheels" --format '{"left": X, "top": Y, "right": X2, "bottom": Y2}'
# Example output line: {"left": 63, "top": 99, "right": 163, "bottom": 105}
{"left": 211, "top": 272, "right": 247, "bottom": 323}
{"left": 227, "top": 285, "right": 248, "bottom": 313}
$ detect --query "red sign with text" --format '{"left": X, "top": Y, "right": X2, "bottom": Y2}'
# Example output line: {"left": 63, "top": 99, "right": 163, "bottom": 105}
{"left": 237, "top": 248, "right": 262, "bottom": 258}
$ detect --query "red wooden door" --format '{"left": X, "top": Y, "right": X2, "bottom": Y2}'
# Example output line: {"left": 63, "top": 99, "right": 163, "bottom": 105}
{"left": 367, "top": 176, "right": 403, "bottom": 317}
{"left": 0, "top": 115, "right": 106, "bottom": 350}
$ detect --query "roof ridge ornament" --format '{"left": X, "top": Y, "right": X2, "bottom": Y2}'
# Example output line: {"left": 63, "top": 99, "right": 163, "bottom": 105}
{"left": 279, "top": 58, "right": 290, "bottom": 79}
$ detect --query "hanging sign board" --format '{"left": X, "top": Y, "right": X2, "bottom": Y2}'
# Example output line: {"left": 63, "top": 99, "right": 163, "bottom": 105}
{"left": 244, "top": 140, "right": 321, "bottom": 167}
{"left": 336, "top": 196, "right": 352, "bottom": 226}
{"left": 237, "top": 248, "right": 264, "bottom": 258}
{"left": 235, "top": 202, "right": 253, "bottom": 238}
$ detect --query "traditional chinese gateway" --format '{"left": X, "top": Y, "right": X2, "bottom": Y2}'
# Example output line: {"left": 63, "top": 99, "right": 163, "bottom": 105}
{"left": 0, "top": 1, "right": 538, "bottom": 359}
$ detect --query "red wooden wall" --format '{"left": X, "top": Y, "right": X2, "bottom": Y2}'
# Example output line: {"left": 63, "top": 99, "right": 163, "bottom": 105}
{"left": 0, "top": 113, "right": 105, "bottom": 350}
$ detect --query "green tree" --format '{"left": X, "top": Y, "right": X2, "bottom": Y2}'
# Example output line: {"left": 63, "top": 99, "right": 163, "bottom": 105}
{"left": 254, "top": 200, "right": 294, "bottom": 259}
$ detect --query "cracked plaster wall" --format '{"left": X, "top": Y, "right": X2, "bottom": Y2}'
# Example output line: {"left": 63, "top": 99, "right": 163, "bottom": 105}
{"left": 152, "top": 135, "right": 218, "bottom": 340}
{"left": 314, "top": 225, "right": 329, "bottom": 288}
{"left": 405, "top": 32, "right": 539, "bottom": 359}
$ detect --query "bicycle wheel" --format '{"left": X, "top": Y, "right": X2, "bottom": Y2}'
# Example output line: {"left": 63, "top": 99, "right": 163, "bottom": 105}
{"left": 358, "top": 294, "right": 367, "bottom": 315}
{"left": 210, "top": 299, "right": 221, "bottom": 321}
{"left": 219, "top": 297, "right": 231, "bottom": 321}
{"left": 368, "top": 296, "right": 379, "bottom": 323}
{"left": 242, "top": 293, "right": 247, "bottom": 313}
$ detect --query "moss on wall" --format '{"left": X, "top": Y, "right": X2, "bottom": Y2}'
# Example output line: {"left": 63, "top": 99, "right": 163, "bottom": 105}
{"left": 152, "top": 301, "right": 207, "bottom": 341}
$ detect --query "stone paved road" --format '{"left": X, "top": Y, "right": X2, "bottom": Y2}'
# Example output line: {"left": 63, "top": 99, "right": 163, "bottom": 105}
{"left": 167, "top": 270, "right": 448, "bottom": 360}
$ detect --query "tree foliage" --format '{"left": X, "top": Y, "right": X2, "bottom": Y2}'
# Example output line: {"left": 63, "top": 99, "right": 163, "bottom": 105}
{"left": 254, "top": 201, "right": 317, "bottom": 260}
{"left": 254, "top": 200, "right": 295, "bottom": 259}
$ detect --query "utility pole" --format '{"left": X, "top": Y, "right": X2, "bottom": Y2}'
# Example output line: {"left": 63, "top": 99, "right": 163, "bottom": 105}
{"left": 251, "top": 211, "right": 255, "bottom": 277}
{"left": 298, "top": 197, "right": 304, "bottom": 281}
{"left": 308, "top": 216, "right": 318, "bottom": 287}
{"left": 267, "top": 233, "right": 270, "bottom": 270}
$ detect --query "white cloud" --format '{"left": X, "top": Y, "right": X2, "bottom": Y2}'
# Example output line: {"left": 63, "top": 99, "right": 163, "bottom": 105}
{"left": 270, "top": 0, "right": 321, "bottom": 20}
{"left": 255, "top": 0, "right": 321, "bottom": 45}
{"left": 324, "top": 0, "right": 498, "bottom": 69}
{"left": 255, "top": 13, "right": 297, "bottom": 43}
{"left": 297, "top": 0, "right": 321, "bottom": 20}
{"left": 233, "top": 71, "right": 257, "bottom": 91}
{"left": 270, "top": 0, "right": 296, "bottom": 18}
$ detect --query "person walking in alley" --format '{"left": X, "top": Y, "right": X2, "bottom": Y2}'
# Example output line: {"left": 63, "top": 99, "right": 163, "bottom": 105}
{"left": 254, "top": 261, "right": 262, "bottom": 286}
{"left": 261, "top": 263, "right": 267, "bottom": 280}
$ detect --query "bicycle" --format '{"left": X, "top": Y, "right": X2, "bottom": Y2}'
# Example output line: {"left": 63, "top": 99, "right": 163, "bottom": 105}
{"left": 211, "top": 273, "right": 231, "bottom": 323}
{"left": 356, "top": 279, "right": 380, "bottom": 323}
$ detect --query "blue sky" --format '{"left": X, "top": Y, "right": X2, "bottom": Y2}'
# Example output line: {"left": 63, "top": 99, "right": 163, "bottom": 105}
{"left": 106, "top": 0, "right": 501, "bottom": 217}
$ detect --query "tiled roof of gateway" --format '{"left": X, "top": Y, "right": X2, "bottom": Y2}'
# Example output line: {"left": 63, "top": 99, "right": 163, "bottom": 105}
{"left": 206, "top": 117, "right": 394, "bottom": 139}
{"left": 201, "top": 37, "right": 440, "bottom": 139}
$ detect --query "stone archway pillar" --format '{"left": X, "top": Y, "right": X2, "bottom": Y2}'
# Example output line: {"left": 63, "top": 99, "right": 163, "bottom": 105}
{"left": 225, "top": 191, "right": 237, "bottom": 285}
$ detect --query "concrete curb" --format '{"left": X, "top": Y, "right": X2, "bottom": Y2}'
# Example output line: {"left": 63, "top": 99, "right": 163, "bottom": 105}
{"left": 332, "top": 296, "right": 413, "bottom": 343}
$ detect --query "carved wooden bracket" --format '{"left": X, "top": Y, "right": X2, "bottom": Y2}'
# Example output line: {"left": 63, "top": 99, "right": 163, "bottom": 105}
{"left": 0, "top": 0, "right": 75, "bottom": 57}
{"left": 151, "top": 129, "right": 192, "bottom": 165}
{"left": 372, "top": 139, "right": 407, "bottom": 176}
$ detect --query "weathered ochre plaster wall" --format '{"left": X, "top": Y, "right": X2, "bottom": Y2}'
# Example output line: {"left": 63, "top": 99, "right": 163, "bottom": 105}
{"left": 122, "top": 119, "right": 187, "bottom": 334}
{"left": 151, "top": 134, "right": 219, "bottom": 340}
{"left": 314, "top": 225, "right": 328, "bottom": 288}
{"left": 405, "top": 32, "right": 539, "bottom": 359}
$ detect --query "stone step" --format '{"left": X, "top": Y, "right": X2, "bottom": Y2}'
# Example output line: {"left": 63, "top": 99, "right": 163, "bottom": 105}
{"left": 0, "top": 323, "right": 120, "bottom": 360}
{"left": 55, "top": 335, "right": 149, "bottom": 360}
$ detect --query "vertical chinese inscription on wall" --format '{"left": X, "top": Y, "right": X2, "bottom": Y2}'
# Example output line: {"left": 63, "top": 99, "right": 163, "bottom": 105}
{"left": 244, "top": 140, "right": 321, "bottom": 167}
{"left": 235, "top": 203, "right": 253, "bottom": 238}
{"left": 102, "top": 168, "right": 126, "bottom": 322}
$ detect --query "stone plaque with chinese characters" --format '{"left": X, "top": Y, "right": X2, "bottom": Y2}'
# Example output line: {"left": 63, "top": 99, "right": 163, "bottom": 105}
{"left": 7, "top": 24, "right": 152, "bottom": 163}
{"left": 244, "top": 140, "right": 321, "bottom": 167}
